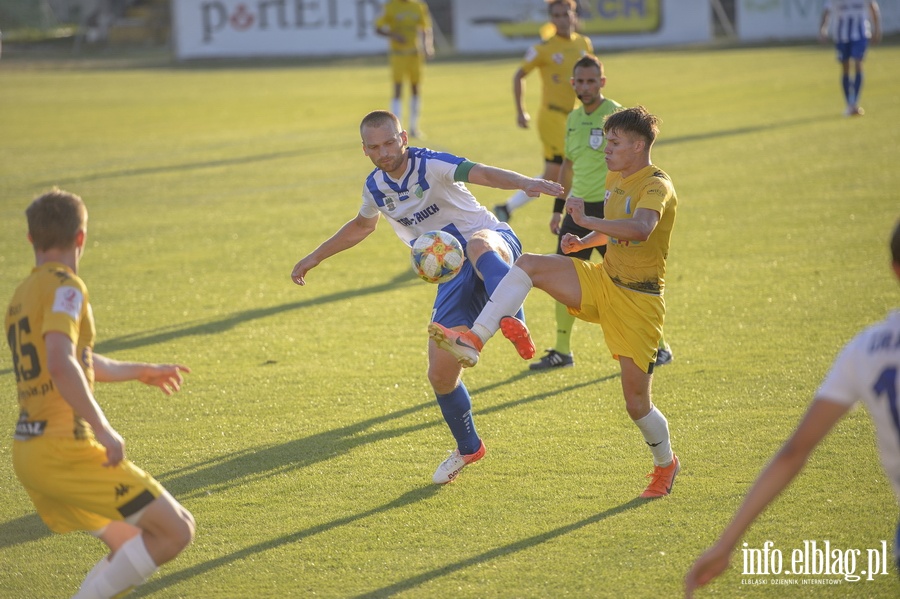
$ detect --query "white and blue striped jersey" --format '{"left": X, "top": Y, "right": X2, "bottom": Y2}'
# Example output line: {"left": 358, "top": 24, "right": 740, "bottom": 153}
{"left": 825, "top": 0, "right": 876, "bottom": 42}
{"left": 817, "top": 310, "right": 900, "bottom": 503}
{"left": 359, "top": 147, "right": 509, "bottom": 249}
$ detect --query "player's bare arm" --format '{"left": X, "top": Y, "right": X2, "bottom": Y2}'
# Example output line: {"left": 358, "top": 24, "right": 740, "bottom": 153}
{"left": 560, "top": 231, "right": 607, "bottom": 254}
{"left": 45, "top": 331, "right": 125, "bottom": 466}
{"left": 467, "top": 164, "right": 564, "bottom": 197}
{"left": 93, "top": 354, "right": 190, "bottom": 396}
{"left": 513, "top": 68, "right": 530, "bottom": 128}
{"left": 567, "top": 197, "right": 659, "bottom": 241}
{"left": 292, "top": 213, "right": 379, "bottom": 285}
{"left": 550, "top": 159, "right": 574, "bottom": 235}
{"left": 422, "top": 27, "right": 434, "bottom": 58}
{"left": 871, "top": 1, "right": 882, "bottom": 43}
{"left": 684, "top": 399, "right": 849, "bottom": 597}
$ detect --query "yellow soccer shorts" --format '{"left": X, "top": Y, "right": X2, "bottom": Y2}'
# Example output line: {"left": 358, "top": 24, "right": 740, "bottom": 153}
{"left": 13, "top": 437, "right": 165, "bottom": 534}
{"left": 389, "top": 52, "right": 424, "bottom": 85}
{"left": 567, "top": 258, "right": 665, "bottom": 373}
{"left": 537, "top": 107, "right": 567, "bottom": 163}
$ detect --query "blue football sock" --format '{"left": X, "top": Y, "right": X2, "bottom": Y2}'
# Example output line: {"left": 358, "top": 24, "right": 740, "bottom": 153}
{"left": 476, "top": 251, "right": 511, "bottom": 295}
{"left": 853, "top": 71, "right": 863, "bottom": 105}
{"left": 476, "top": 251, "right": 525, "bottom": 321}
{"left": 435, "top": 382, "right": 480, "bottom": 455}
{"left": 841, "top": 74, "right": 851, "bottom": 104}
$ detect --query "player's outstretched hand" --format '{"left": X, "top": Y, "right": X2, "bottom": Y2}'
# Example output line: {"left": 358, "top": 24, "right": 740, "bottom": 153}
{"left": 94, "top": 424, "right": 126, "bottom": 467}
{"left": 684, "top": 544, "right": 732, "bottom": 598}
{"left": 139, "top": 364, "right": 191, "bottom": 395}
{"left": 291, "top": 256, "right": 319, "bottom": 286}
{"left": 524, "top": 178, "right": 564, "bottom": 198}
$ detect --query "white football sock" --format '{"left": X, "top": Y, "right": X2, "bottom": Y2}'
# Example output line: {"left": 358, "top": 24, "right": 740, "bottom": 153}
{"left": 470, "top": 266, "right": 533, "bottom": 342}
{"left": 634, "top": 406, "right": 672, "bottom": 466}
{"left": 505, "top": 189, "right": 534, "bottom": 211}
{"left": 78, "top": 555, "right": 111, "bottom": 594}
{"left": 75, "top": 535, "right": 158, "bottom": 599}
{"left": 410, "top": 95, "right": 421, "bottom": 131}
{"left": 390, "top": 98, "right": 402, "bottom": 125}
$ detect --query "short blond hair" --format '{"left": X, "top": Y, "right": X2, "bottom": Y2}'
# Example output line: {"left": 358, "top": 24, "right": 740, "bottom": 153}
{"left": 360, "top": 110, "right": 401, "bottom": 136}
{"left": 26, "top": 188, "right": 87, "bottom": 251}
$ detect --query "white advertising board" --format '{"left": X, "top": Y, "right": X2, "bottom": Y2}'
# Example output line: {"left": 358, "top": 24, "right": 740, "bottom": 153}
{"left": 453, "top": 0, "right": 711, "bottom": 54}
{"left": 737, "top": 0, "right": 900, "bottom": 41}
{"left": 172, "top": 0, "right": 388, "bottom": 59}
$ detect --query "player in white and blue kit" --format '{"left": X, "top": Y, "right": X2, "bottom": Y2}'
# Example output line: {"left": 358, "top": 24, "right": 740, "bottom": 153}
{"left": 291, "top": 110, "right": 563, "bottom": 484}
{"left": 686, "top": 219, "right": 900, "bottom": 594}
{"left": 819, "top": 0, "right": 882, "bottom": 116}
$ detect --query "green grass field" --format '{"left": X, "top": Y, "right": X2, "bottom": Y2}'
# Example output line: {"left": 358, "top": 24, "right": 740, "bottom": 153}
{"left": 1, "top": 40, "right": 899, "bottom": 598}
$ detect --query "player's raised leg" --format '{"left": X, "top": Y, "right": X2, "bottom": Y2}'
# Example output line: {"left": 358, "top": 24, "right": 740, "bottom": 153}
{"left": 432, "top": 253, "right": 581, "bottom": 365}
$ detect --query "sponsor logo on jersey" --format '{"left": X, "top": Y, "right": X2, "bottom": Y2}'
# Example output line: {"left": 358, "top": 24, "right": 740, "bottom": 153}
{"left": 14, "top": 414, "right": 47, "bottom": 439}
{"left": 52, "top": 286, "right": 83, "bottom": 320}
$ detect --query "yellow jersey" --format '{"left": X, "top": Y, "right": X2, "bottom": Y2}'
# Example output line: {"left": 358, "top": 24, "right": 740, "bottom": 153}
{"left": 602, "top": 165, "right": 677, "bottom": 295}
{"left": 520, "top": 33, "right": 593, "bottom": 115}
{"left": 6, "top": 262, "right": 95, "bottom": 440}
{"left": 376, "top": 0, "right": 432, "bottom": 55}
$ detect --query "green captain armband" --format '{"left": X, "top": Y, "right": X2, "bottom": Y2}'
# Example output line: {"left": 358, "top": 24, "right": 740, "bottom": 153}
{"left": 453, "top": 160, "right": 477, "bottom": 182}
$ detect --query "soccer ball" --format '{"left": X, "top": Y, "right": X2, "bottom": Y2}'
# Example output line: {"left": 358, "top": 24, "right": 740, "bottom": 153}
{"left": 410, "top": 230, "right": 465, "bottom": 284}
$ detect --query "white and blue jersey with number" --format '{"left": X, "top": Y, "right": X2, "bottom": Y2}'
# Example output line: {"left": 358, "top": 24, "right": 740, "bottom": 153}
{"left": 817, "top": 310, "right": 900, "bottom": 503}
{"left": 826, "top": 0, "right": 875, "bottom": 42}
{"left": 359, "top": 147, "right": 511, "bottom": 249}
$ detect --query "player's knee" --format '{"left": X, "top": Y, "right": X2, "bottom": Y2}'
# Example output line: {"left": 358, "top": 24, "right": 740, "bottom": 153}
{"left": 514, "top": 253, "right": 543, "bottom": 276}
{"left": 176, "top": 506, "right": 196, "bottom": 548}
{"left": 624, "top": 393, "right": 652, "bottom": 421}
{"left": 427, "top": 367, "right": 459, "bottom": 395}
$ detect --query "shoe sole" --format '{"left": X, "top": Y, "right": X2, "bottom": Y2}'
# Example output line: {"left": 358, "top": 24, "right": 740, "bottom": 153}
{"left": 499, "top": 317, "right": 536, "bottom": 360}
{"left": 428, "top": 323, "right": 478, "bottom": 368}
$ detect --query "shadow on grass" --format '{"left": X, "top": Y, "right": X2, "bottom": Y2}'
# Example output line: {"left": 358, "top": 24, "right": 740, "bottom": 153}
{"left": 158, "top": 372, "right": 619, "bottom": 500}
{"left": 130, "top": 484, "right": 442, "bottom": 597}
{"left": 40, "top": 145, "right": 348, "bottom": 187}
{"left": 133, "top": 494, "right": 644, "bottom": 597}
{"left": 656, "top": 114, "right": 829, "bottom": 148}
{"left": 92, "top": 269, "right": 419, "bottom": 355}
{"left": 354, "top": 497, "right": 647, "bottom": 599}
{"left": 0, "top": 513, "right": 52, "bottom": 548}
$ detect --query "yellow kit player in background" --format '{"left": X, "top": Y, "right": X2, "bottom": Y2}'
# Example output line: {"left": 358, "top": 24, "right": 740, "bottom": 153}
{"left": 375, "top": 0, "right": 434, "bottom": 138}
{"left": 432, "top": 106, "right": 681, "bottom": 498}
{"left": 6, "top": 189, "right": 195, "bottom": 598}
{"left": 495, "top": 0, "right": 592, "bottom": 223}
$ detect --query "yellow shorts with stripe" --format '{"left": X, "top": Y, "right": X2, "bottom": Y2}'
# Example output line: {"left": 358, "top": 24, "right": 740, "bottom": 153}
{"left": 389, "top": 53, "right": 424, "bottom": 85}
{"left": 568, "top": 257, "right": 665, "bottom": 373}
{"left": 13, "top": 437, "right": 164, "bottom": 534}
{"left": 537, "top": 107, "right": 567, "bottom": 163}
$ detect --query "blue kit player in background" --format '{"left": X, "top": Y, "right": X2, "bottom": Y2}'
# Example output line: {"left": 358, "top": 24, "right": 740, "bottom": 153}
{"left": 685, "top": 218, "right": 900, "bottom": 596}
{"left": 819, "top": 0, "right": 882, "bottom": 116}
{"left": 290, "top": 110, "right": 563, "bottom": 484}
